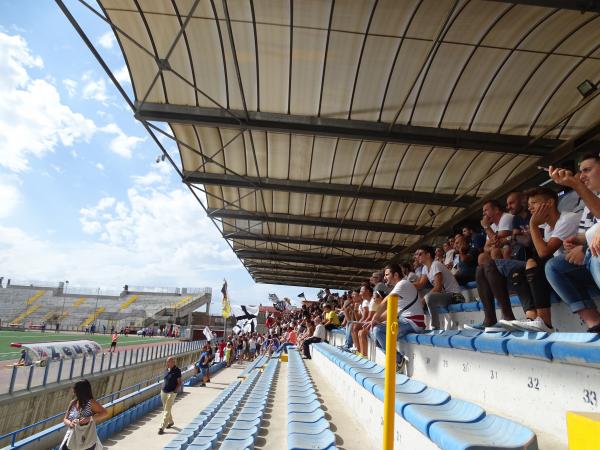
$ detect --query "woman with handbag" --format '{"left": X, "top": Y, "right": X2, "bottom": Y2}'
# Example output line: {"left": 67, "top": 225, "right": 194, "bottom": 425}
{"left": 61, "top": 379, "right": 107, "bottom": 450}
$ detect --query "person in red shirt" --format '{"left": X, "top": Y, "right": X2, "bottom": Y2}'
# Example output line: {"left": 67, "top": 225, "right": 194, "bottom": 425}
{"left": 217, "top": 340, "right": 226, "bottom": 362}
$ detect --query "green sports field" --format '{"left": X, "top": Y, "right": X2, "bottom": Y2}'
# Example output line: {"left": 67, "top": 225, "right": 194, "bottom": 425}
{"left": 0, "top": 330, "right": 170, "bottom": 361}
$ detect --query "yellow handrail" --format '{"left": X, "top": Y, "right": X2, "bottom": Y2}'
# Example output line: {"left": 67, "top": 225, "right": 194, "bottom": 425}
{"left": 382, "top": 293, "right": 398, "bottom": 450}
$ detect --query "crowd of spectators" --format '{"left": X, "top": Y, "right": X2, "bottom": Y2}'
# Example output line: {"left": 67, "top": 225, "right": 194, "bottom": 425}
{"left": 230, "top": 154, "right": 600, "bottom": 373}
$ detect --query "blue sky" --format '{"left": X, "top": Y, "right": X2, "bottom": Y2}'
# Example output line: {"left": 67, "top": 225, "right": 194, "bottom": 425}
{"left": 0, "top": 0, "right": 328, "bottom": 308}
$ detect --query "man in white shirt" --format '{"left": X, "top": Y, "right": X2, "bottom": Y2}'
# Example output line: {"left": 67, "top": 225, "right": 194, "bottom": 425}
{"left": 508, "top": 187, "right": 580, "bottom": 332}
{"left": 368, "top": 264, "right": 424, "bottom": 371}
{"left": 414, "top": 246, "right": 463, "bottom": 329}
{"left": 481, "top": 199, "right": 514, "bottom": 260}
{"left": 545, "top": 154, "right": 600, "bottom": 333}
{"left": 302, "top": 316, "right": 327, "bottom": 359}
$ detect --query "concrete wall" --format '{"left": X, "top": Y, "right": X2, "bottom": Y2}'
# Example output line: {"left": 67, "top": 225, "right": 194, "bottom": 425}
{"left": 0, "top": 348, "right": 201, "bottom": 441}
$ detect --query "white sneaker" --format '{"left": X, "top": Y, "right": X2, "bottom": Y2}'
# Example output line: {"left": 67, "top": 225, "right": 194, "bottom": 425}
{"left": 497, "top": 319, "right": 520, "bottom": 331}
{"left": 514, "top": 317, "right": 553, "bottom": 333}
{"left": 484, "top": 323, "right": 506, "bottom": 333}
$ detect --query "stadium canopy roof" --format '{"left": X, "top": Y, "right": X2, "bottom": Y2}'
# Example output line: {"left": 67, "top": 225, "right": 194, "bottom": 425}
{"left": 61, "top": 0, "right": 600, "bottom": 289}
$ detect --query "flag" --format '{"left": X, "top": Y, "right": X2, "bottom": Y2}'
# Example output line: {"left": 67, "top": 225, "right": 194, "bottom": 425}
{"left": 317, "top": 289, "right": 325, "bottom": 300}
{"left": 297, "top": 292, "right": 305, "bottom": 298}
{"left": 203, "top": 326, "right": 214, "bottom": 342}
{"left": 268, "top": 293, "right": 279, "bottom": 303}
{"left": 273, "top": 300, "right": 287, "bottom": 312}
{"left": 231, "top": 305, "right": 258, "bottom": 334}
{"left": 221, "top": 279, "right": 231, "bottom": 318}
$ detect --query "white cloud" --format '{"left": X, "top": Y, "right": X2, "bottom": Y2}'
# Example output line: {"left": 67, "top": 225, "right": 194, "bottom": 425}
{"left": 101, "top": 122, "right": 145, "bottom": 158}
{"left": 95, "top": 163, "right": 104, "bottom": 171}
{"left": 0, "top": 186, "right": 239, "bottom": 287}
{"left": 0, "top": 173, "right": 22, "bottom": 218}
{"left": 81, "top": 73, "right": 108, "bottom": 103}
{"left": 0, "top": 32, "right": 96, "bottom": 172}
{"left": 62, "top": 78, "right": 77, "bottom": 97}
{"left": 114, "top": 65, "right": 130, "bottom": 84}
{"left": 98, "top": 31, "right": 116, "bottom": 49}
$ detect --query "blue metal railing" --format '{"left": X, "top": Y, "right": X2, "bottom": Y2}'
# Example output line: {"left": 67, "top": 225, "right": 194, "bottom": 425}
{"left": 0, "top": 345, "right": 206, "bottom": 448}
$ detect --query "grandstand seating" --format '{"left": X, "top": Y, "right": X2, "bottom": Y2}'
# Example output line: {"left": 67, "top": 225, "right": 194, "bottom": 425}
{"left": 0, "top": 285, "right": 211, "bottom": 330}
{"left": 163, "top": 358, "right": 278, "bottom": 449}
{"left": 312, "top": 343, "right": 538, "bottom": 450}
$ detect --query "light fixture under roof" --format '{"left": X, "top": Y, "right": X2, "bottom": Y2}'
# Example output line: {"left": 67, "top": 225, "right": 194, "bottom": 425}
{"left": 577, "top": 79, "right": 597, "bottom": 98}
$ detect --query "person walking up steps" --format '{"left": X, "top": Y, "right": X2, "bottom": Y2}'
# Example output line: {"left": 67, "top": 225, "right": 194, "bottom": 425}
{"left": 158, "top": 356, "right": 181, "bottom": 435}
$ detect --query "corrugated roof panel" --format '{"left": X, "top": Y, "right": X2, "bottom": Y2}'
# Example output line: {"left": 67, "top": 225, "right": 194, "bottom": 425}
{"left": 144, "top": 12, "right": 196, "bottom": 106}
{"left": 439, "top": 47, "right": 510, "bottom": 130}
{"left": 290, "top": 27, "right": 328, "bottom": 116}
{"left": 556, "top": 14, "right": 600, "bottom": 56}
{"left": 379, "top": 39, "right": 434, "bottom": 124}
{"left": 350, "top": 198, "right": 375, "bottom": 222}
{"left": 531, "top": 59, "right": 600, "bottom": 137}
{"left": 443, "top": 0, "right": 509, "bottom": 45}
{"left": 257, "top": 23, "right": 289, "bottom": 113}
{"left": 107, "top": 9, "right": 165, "bottom": 103}
{"left": 394, "top": 146, "right": 432, "bottom": 190}
{"left": 194, "top": 127, "right": 227, "bottom": 172}
{"left": 349, "top": 35, "right": 399, "bottom": 122}
{"left": 310, "top": 137, "right": 337, "bottom": 182}
{"left": 330, "top": 0, "right": 374, "bottom": 34}
{"left": 413, "top": 147, "right": 457, "bottom": 193}
{"left": 471, "top": 51, "right": 546, "bottom": 133}
{"left": 173, "top": 123, "right": 201, "bottom": 171}
{"left": 220, "top": 128, "right": 247, "bottom": 174}
{"left": 481, "top": 6, "right": 548, "bottom": 49}
{"left": 185, "top": 18, "right": 228, "bottom": 108}
{"left": 288, "top": 192, "right": 307, "bottom": 216}
{"left": 289, "top": 135, "right": 313, "bottom": 180}
{"left": 502, "top": 54, "right": 579, "bottom": 136}
{"left": 406, "top": 1, "right": 457, "bottom": 41}
{"left": 266, "top": 132, "right": 290, "bottom": 178}
{"left": 435, "top": 151, "right": 478, "bottom": 195}
{"left": 330, "top": 139, "right": 362, "bottom": 185}
{"left": 520, "top": 10, "right": 593, "bottom": 53}
{"left": 351, "top": 141, "right": 384, "bottom": 186}
{"left": 370, "top": 0, "right": 419, "bottom": 37}
{"left": 410, "top": 43, "right": 477, "bottom": 128}
{"left": 374, "top": 143, "right": 410, "bottom": 188}
{"left": 248, "top": 130, "right": 267, "bottom": 178}
{"left": 293, "top": 0, "right": 331, "bottom": 29}
{"left": 230, "top": 20, "right": 258, "bottom": 111}
{"left": 319, "top": 31, "right": 363, "bottom": 118}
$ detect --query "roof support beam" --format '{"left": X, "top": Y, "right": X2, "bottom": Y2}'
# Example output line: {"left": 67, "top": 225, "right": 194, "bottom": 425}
{"left": 186, "top": 172, "right": 475, "bottom": 208}
{"left": 209, "top": 208, "right": 430, "bottom": 234}
{"left": 246, "top": 263, "right": 373, "bottom": 277}
{"left": 256, "top": 278, "right": 348, "bottom": 291}
{"left": 237, "top": 249, "right": 383, "bottom": 269}
{"left": 136, "top": 102, "right": 558, "bottom": 156}
{"left": 226, "top": 231, "right": 398, "bottom": 253}
{"left": 252, "top": 272, "right": 364, "bottom": 285}
{"left": 485, "top": 1, "right": 600, "bottom": 12}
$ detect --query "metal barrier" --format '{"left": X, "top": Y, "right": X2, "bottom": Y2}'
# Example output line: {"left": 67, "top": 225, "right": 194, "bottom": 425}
{"left": 0, "top": 361, "right": 226, "bottom": 449}
{"left": 5, "top": 340, "right": 204, "bottom": 395}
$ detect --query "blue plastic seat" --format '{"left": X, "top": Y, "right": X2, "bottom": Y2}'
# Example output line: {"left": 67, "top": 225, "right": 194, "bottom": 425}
{"left": 473, "top": 333, "right": 510, "bottom": 354}
{"left": 551, "top": 337, "right": 600, "bottom": 367}
{"left": 393, "top": 388, "right": 451, "bottom": 415}
{"left": 288, "top": 429, "right": 337, "bottom": 450}
{"left": 431, "top": 331, "right": 461, "bottom": 348}
{"left": 220, "top": 437, "right": 255, "bottom": 450}
{"left": 289, "top": 400, "right": 322, "bottom": 414}
{"left": 461, "top": 302, "right": 481, "bottom": 312}
{"left": 429, "top": 414, "right": 538, "bottom": 450}
{"left": 449, "top": 330, "right": 481, "bottom": 350}
{"left": 403, "top": 399, "right": 486, "bottom": 436}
